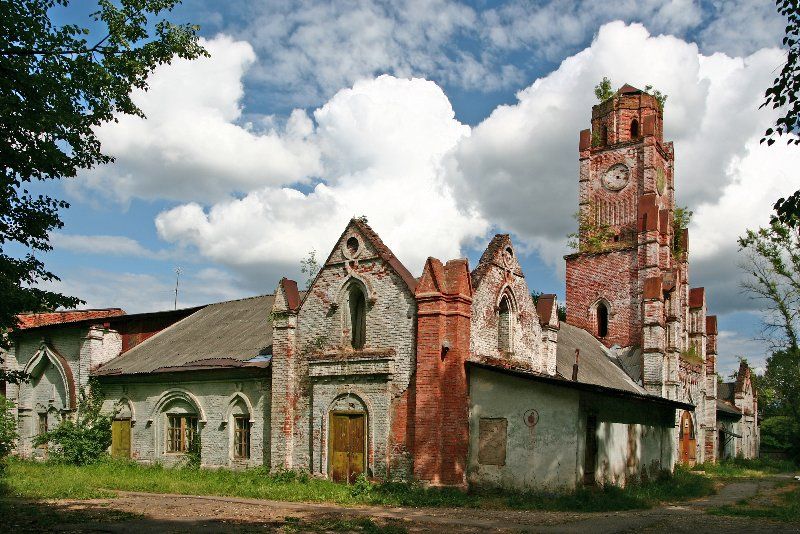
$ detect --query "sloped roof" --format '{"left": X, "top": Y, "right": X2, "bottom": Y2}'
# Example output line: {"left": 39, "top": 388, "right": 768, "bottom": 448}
{"left": 16, "top": 309, "right": 126, "bottom": 329}
{"left": 556, "top": 323, "right": 648, "bottom": 396}
{"left": 718, "top": 382, "right": 734, "bottom": 402}
{"left": 94, "top": 295, "right": 274, "bottom": 376}
{"left": 717, "top": 398, "right": 741, "bottom": 417}
{"left": 351, "top": 218, "right": 418, "bottom": 293}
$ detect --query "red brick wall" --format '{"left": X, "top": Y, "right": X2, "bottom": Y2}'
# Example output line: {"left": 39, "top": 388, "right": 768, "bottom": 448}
{"left": 413, "top": 258, "right": 472, "bottom": 486}
{"left": 565, "top": 248, "right": 640, "bottom": 347}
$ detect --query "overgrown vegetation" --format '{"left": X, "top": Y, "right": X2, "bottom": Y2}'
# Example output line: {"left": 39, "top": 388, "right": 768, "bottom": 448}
{"left": 694, "top": 456, "right": 798, "bottom": 478}
{"left": 2, "top": 458, "right": 716, "bottom": 511}
{"left": 709, "top": 484, "right": 800, "bottom": 523}
{"left": 567, "top": 204, "right": 614, "bottom": 253}
{"left": 33, "top": 381, "right": 112, "bottom": 466}
{"left": 672, "top": 206, "right": 692, "bottom": 258}
{"left": 595, "top": 76, "right": 614, "bottom": 102}
{"left": 643, "top": 85, "right": 668, "bottom": 111}
{"left": 0, "top": 395, "right": 17, "bottom": 473}
{"left": 300, "top": 249, "right": 321, "bottom": 290}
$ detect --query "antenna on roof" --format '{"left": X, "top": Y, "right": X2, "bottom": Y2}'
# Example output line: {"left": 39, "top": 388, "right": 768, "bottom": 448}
{"left": 174, "top": 266, "right": 183, "bottom": 310}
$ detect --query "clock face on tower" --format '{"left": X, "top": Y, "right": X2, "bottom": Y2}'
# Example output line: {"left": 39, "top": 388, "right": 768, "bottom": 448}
{"left": 602, "top": 163, "right": 630, "bottom": 191}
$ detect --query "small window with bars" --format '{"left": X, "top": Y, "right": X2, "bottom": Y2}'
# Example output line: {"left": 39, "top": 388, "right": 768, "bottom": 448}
{"left": 167, "top": 414, "right": 198, "bottom": 453}
{"left": 233, "top": 416, "right": 251, "bottom": 459}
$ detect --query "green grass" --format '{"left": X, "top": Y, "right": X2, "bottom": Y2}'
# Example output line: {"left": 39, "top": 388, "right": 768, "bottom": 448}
{"left": 709, "top": 484, "right": 800, "bottom": 523}
{"left": 1, "top": 457, "right": 718, "bottom": 512}
{"left": 692, "top": 457, "right": 798, "bottom": 479}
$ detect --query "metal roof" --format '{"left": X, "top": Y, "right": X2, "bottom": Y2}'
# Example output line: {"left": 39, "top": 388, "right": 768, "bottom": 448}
{"left": 94, "top": 295, "right": 274, "bottom": 376}
{"left": 556, "top": 323, "right": 648, "bottom": 396}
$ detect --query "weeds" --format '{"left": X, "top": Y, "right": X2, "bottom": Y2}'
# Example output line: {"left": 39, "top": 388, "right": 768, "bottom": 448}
{"left": 709, "top": 483, "right": 800, "bottom": 523}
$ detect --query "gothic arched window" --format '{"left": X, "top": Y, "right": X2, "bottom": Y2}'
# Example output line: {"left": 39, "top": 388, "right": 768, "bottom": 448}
{"left": 498, "top": 294, "right": 512, "bottom": 352}
{"left": 597, "top": 301, "right": 609, "bottom": 338}
{"left": 349, "top": 285, "right": 367, "bottom": 349}
{"left": 630, "top": 119, "right": 639, "bottom": 138}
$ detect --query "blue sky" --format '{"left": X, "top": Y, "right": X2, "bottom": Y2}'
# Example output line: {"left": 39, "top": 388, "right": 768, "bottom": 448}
{"left": 41, "top": 0, "right": 799, "bottom": 378}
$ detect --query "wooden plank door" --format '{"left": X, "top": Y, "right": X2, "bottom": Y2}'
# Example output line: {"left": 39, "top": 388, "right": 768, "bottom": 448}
{"left": 111, "top": 419, "right": 131, "bottom": 458}
{"left": 679, "top": 411, "right": 694, "bottom": 465}
{"left": 329, "top": 413, "right": 365, "bottom": 484}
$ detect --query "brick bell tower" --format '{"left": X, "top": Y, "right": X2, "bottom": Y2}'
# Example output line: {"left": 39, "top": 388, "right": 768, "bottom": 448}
{"left": 565, "top": 84, "right": 681, "bottom": 359}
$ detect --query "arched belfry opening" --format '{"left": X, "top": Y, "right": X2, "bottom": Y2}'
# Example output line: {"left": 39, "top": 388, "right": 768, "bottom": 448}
{"left": 630, "top": 118, "right": 639, "bottom": 139}
{"left": 349, "top": 284, "right": 367, "bottom": 349}
{"left": 596, "top": 301, "right": 609, "bottom": 338}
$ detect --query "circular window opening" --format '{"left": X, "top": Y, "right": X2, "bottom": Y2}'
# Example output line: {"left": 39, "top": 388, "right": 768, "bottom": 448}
{"left": 505, "top": 247, "right": 513, "bottom": 258}
{"left": 346, "top": 236, "right": 360, "bottom": 256}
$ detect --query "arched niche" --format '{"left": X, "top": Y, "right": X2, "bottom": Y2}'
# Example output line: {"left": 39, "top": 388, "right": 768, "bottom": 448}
{"left": 149, "top": 389, "right": 206, "bottom": 424}
{"left": 21, "top": 343, "right": 76, "bottom": 412}
{"left": 224, "top": 392, "right": 255, "bottom": 424}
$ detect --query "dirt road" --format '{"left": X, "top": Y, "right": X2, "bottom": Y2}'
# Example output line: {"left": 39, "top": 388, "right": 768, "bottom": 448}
{"left": 7, "top": 474, "right": 799, "bottom": 533}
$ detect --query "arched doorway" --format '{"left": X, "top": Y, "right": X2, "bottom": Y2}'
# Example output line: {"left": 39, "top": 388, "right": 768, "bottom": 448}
{"left": 329, "top": 412, "right": 366, "bottom": 484}
{"left": 678, "top": 411, "right": 696, "bottom": 465}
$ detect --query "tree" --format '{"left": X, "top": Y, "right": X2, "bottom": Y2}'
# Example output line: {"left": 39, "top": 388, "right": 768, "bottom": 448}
{"left": 762, "top": 1, "right": 800, "bottom": 231}
{"left": 300, "top": 249, "right": 320, "bottom": 290}
{"left": 0, "top": 0, "right": 207, "bottom": 350}
{"left": 762, "top": 0, "right": 800, "bottom": 147}
{"left": 738, "top": 216, "right": 800, "bottom": 350}
{"left": 594, "top": 77, "right": 614, "bottom": 102}
{"left": 739, "top": 212, "right": 800, "bottom": 460}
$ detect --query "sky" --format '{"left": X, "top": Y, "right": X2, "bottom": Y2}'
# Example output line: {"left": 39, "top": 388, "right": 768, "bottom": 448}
{"left": 40, "top": 0, "right": 799, "bottom": 378}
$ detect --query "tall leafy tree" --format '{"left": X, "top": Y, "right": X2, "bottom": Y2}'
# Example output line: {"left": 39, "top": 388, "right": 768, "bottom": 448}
{"left": 762, "top": 1, "right": 800, "bottom": 227}
{"left": 0, "top": 0, "right": 207, "bottom": 352}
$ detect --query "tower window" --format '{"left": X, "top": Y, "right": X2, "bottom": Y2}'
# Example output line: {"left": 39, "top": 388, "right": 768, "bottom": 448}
{"left": 597, "top": 302, "right": 609, "bottom": 338}
{"left": 349, "top": 285, "right": 367, "bottom": 349}
{"left": 600, "top": 125, "right": 608, "bottom": 146}
{"left": 498, "top": 295, "right": 512, "bottom": 352}
{"left": 630, "top": 119, "right": 639, "bottom": 138}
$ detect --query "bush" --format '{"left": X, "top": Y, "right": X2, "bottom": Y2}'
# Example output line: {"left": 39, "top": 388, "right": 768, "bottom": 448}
{"left": 0, "top": 395, "right": 17, "bottom": 470}
{"left": 34, "top": 380, "right": 112, "bottom": 465}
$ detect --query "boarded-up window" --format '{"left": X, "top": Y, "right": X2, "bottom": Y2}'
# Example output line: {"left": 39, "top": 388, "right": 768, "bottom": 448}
{"left": 498, "top": 296, "right": 512, "bottom": 352}
{"left": 478, "top": 418, "right": 507, "bottom": 465}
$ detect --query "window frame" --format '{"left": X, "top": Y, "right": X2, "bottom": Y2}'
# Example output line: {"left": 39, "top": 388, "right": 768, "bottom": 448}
{"left": 166, "top": 413, "right": 198, "bottom": 453}
{"left": 233, "top": 415, "right": 251, "bottom": 459}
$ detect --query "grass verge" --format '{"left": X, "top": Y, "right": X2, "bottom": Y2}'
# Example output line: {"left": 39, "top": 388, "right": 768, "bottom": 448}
{"left": 692, "top": 457, "right": 798, "bottom": 479}
{"left": 2, "top": 457, "right": 717, "bottom": 512}
{"left": 708, "top": 483, "right": 800, "bottom": 523}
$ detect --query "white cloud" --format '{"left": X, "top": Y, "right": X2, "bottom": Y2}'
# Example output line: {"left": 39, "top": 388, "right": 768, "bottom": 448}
{"left": 50, "top": 234, "right": 170, "bottom": 260}
{"left": 155, "top": 75, "right": 489, "bottom": 276}
{"left": 444, "top": 21, "right": 798, "bottom": 315}
{"left": 69, "top": 35, "right": 322, "bottom": 204}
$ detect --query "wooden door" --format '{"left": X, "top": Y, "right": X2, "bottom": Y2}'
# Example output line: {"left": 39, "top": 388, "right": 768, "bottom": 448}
{"left": 111, "top": 419, "right": 131, "bottom": 458}
{"left": 679, "top": 411, "right": 695, "bottom": 465}
{"left": 329, "top": 413, "right": 365, "bottom": 484}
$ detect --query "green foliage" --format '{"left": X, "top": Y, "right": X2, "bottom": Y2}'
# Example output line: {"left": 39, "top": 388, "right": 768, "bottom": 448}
{"left": 695, "top": 456, "right": 798, "bottom": 477}
{"left": 0, "top": 0, "right": 207, "bottom": 344}
{"left": 594, "top": 76, "right": 614, "bottom": 102}
{"left": 643, "top": 84, "right": 668, "bottom": 110}
{"left": 0, "top": 395, "right": 17, "bottom": 468}
{"left": 774, "top": 190, "right": 800, "bottom": 229}
{"left": 738, "top": 215, "right": 800, "bottom": 350}
{"left": 760, "top": 415, "right": 800, "bottom": 450}
{"left": 350, "top": 472, "right": 373, "bottom": 497}
{"left": 34, "top": 380, "right": 112, "bottom": 465}
{"left": 567, "top": 204, "right": 614, "bottom": 253}
{"left": 183, "top": 430, "right": 201, "bottom": 469}
{"left": 300, "top": 249, "right": 321, "bottom": 290}
{"left": 761, "top": 0, "right": 800, "bottom": 147}
{"left": 672, "top": 206, "right": 692, "bottom": 257}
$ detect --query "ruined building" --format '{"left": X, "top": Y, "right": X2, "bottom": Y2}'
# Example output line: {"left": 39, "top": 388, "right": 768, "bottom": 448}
{"left": 4, "top": 85, "right": 758, "bottom": 488}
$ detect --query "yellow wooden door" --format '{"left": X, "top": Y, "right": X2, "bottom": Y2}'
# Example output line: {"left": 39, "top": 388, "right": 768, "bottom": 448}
{"left": 111, "top": 419, "right": 131, "bottom": 458}
{"left": 329, "top": 413, "right": 365, "bottom": 483}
